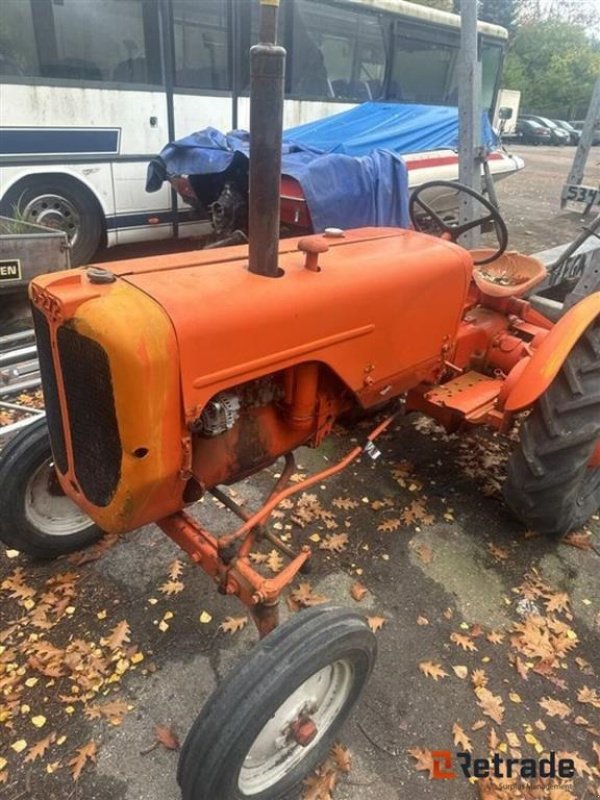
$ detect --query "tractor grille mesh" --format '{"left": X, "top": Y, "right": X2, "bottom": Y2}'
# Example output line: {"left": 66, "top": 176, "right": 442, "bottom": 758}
{"left": 57, "top": 324, "right": 122, "bottom": 507}
{"left": 31, "top": 306, "right": 67, "bottom": 474}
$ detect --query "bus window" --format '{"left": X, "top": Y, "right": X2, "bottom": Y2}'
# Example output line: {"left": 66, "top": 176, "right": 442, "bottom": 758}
{"left": 390, "top": 23, "right": 459, "bottom": 105}
{"left": 290, "top": 0, "right": 385, "bottom": 101}
{"left": 0, "top": 1, "right": 38, "bottom": 77}
{"left": 0, "top": 0, "right": 161, "bottom": 85}
{"left": 172, "top": 0, "right": 230, "bottom": 91}
{"left": 481, "top": 41, "right": 503, "bottom": 112}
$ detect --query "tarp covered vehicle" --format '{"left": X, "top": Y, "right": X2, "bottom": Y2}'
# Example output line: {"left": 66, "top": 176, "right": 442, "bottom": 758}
{"left": 146, "top": 101, "right": 523, "bottom": 246}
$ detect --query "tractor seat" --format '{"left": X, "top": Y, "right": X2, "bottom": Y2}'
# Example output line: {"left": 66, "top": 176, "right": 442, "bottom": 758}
{"left": 470, "top": 250, "right": 547, "bottom": 298}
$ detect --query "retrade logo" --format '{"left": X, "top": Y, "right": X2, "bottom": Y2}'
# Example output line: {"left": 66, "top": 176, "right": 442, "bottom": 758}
{"left": 432, "top": 750, "right": 456, "bottom": 779}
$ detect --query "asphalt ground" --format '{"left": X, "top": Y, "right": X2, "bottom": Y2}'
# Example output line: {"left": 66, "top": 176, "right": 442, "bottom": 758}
{"left": 1, "top": 143, "right": 599, "bottom": 800}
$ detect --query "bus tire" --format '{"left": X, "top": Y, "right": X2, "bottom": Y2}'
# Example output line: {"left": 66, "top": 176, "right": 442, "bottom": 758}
{"left": 0, "top": 176, "right": 104, "bottom": 266}
{"left": 504, "top": 322, "right": 600, "bottom": 536}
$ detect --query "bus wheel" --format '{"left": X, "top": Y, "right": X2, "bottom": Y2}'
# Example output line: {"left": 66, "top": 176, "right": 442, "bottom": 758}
{"left": 1, "top": 177, "right": 103, "bottom": 266}
{"left": 178, "top": 606, "right": 376, "bottom": 800}
{"left": 0, "top": 417, "right": 102, "bottom": 558}
{"left": 504, "top": 322, "right": 600, "bottom": 536}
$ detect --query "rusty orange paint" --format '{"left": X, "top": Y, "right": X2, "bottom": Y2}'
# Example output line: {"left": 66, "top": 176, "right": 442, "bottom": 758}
{"left": 505, "top": 292, "right": 600, "bottom": 412}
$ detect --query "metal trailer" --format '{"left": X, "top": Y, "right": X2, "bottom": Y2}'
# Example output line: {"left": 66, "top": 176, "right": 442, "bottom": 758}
{"left": 0, "top": 217, "right": 69, "bottom": 441}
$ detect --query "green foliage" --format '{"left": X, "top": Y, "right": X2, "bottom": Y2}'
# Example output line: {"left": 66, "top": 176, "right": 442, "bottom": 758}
{"left": 479, "top": 0, "right": 519, "bottom": 34}
{"left": 505, "top": 21, "right": 600, "bottom": 118}
{"left": 410, "top": 0, "right": 454, "bottom": 11}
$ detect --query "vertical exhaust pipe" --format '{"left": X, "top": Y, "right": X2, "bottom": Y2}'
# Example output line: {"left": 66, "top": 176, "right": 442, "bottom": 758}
{"left": 248, "top": 0, "right": 286, "bottom": 277}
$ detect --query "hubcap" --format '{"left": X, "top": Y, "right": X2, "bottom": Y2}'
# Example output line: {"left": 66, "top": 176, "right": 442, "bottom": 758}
{"left": 23, "top": 194, "right": 80, "bottom": 245}
{"left": 24, "top": 459, "right": 91, "bottom": 537}
{"left": 237, "top": 659, "right": 354, "bottom": 795}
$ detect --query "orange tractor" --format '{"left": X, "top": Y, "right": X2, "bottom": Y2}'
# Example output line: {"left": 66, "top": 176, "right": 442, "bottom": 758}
{"left": 0, "top": 3, "right": 599, "bottom": 798}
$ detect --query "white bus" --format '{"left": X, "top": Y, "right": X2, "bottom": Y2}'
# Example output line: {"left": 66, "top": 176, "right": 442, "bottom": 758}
{"left": 0, "top": 0, "right": 510, "bottom": 265}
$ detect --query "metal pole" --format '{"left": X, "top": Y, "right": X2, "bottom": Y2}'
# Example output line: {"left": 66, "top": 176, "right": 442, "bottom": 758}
{"left": 248, "top": 0, "right": 286, "bottom": 278}
{"left": 561, "top": 76, "right": 600, "bottom": 208}
{"left": 458, "top": 0, "right": 482, "bottom": 249}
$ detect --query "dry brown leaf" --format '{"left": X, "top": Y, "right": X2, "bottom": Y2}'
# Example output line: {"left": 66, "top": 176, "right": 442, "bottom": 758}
{"left": 486, "top": 630, "right": 504, "bottom": 645}
{"left": 592, "top": 741, "right": 600, "bottom": 769}
{"left": 452, "top": 665, "right": 468, "bottom": 679}
{"left": 472, "top": 720, "right": 486, "bottom": 731}
{"left": 266, "top": 549, "right": 284, "bottom": 573}
{"left": 488, "top": 727, "right": 500, "bottom": 752}
{"left": 407, "top": 747, "right": 433, "bottom": 778}
{"left": 168, "top": 559, "right": 184, "bottom": 581}
{"left": 475, "top": 687, "right": 505, "bottom": 725}
{"left": 219, "top": 616, "right": 248, "bottom": 635}
{"left": 487, "top": 543, "right": 509, "bottom": 562}
{"left": 367, "top": 616, "right": 386, "bottom": 633}
{"left": 377, "top": 517, "right": 401, "bottom": 533}
{"left": 302, "top": 767, "right": 337, "bottom": 800}
{"left": 154, "top": 725, "right": 180, "bottom": 751}
{"left": 414, "top": 544, "right": 433, "bottom": 564}
{"left": 289, "top": 582, "right": 328, "bottom": 609}
{"left": 419, "top": 661, "right": 448, "bottom": 681}
{"left": 159, "top": 580, "right": 184, "bottom": 596}
{"left": 68, "top": 741, "right": 97, "bottom": 781}
{"left": 471, "top": 669, "right": 488, "bottom": 689}
{"left": 248, "top": 552, "right": 269, "bottom": 564}
{"left": 24, "top": 732, "right": 56, "bottom": 763}
{"left": 539, "top": 697, "right": 572, "bottom": 719}
{"left": 85, "top": 699, "right": 129, "bottom": 726}
{"left": 452, "top": 723, "right": 472, "bottom": 752}
{"left": 106, "top": 620, "right": 131, "bottom": 652}
{"left": 416, "top": 615, "right": 429, "bottom": 626}
{"left": 332, "top": 497, "right": 359, "bottom": 512}
{"left": 545, "top": 592, "right": 570, "bottom": 615}
{"left": 450, "top": 632, "right": 478, "bottom": 652}
{"left": 561, "top": 531, "right": 593, "bottom": 550}
{"left": 577, "top": 686, "right": 600, "bottom": 709}
{"left": 350, "top": 582, "right": 368, "bottom": 602}
{"left": 331, "top": 743, "right": 351, "bottom": 773}
{"left": 319, "top": 533, "right": 349, "bottom": 553}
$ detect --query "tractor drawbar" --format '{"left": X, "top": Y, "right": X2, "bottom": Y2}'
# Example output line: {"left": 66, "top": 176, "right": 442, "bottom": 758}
{"left": 248, "top": 0, "right": 286, "bottom": 278}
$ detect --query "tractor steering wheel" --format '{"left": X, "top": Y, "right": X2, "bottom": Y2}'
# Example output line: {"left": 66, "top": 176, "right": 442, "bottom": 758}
{"left": 409, "top": 180, "right": 509, "bottom": 266}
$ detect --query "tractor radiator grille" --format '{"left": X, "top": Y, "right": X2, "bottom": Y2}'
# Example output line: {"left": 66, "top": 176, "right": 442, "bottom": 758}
{"left": 56, "top": 325, "right": 122, "bottom": 507}
{"left": 31, "top": 306, "right": 67, "bottom": 474}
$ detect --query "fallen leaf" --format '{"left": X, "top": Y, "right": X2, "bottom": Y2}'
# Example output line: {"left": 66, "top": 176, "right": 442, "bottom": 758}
{"left": 367, "top": 616, "right": 386, "bottom": 633}
{"left": 416, "top": 616, "right": 429, "bottom": 626}
{"left": 452, "top": 665, "right": 468, "bottom": 680}
{"left": 452, "top": 723, "right": 472, "bottom": 752}
{"left": 154, "top": 725, "right": 180, "bottom": 751}
{"left": 331, "top": 743, "right": 351, "bottom": 773}
{"left": 539, "top": 697, "right": 572, "bottom": 719}
{"left": 450, "top": 633, "right": 478, "bottom": 652}
{"left": 476, "top": 687, "right": 505, "bottom": 725}
{"left": 419, "top": 661, "right": 448, "bottom": 681}
{"left": 408, "top": 747, "right": 433, "bottom": 778}
{"left": 377, "top": 517, "right": 401, "bottom": 533}
{"left": 159, "top": 580, "right": 184, "bottom": 596}
{"left": 350, "top": 582, "right": 368, "bottom": 602}
{"left": 289, "top": 582, "right": 328, "bottom": 609}
{"left": 24, "top": 733, "right": 56, "bottom": 763}
{"left": 68, "top": 741, "right": 97, "bottom": 781}
{"left": 168, "top": 560, "right": 184, "bottom": 581}
{"left": 332, "top": 497, "right": 359, "bottom": 512}
{"left": 219, "top": 616, "right": 248, "bottom": 635}
{"left": 106, "top": 621, "right": 131, "bottom": 652}
{"left": 302, "top": 767, "right": 337, "bottom": 800}
{"left": 266, "top": 550, "right": 284, "bottom": 574}
{"left": 319, "top": 534, "right": 349, "bottom": 553}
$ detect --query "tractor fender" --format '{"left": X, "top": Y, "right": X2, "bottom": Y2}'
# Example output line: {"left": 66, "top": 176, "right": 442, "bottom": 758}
{"left": 505, "top": 292, "right": 600, "bottom": 412}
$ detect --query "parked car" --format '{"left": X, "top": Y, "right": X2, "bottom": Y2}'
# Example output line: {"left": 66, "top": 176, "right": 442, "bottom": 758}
{"left": 570, "top": 120, "right": 600, "bottom": 146}
{"left": 514, "top": 118, "right": 553, "bottom": 145}
{"left": 552, "top": 119, "right": 580, "bottom": 145}
{"left": 519, "top": 115, "right": 570, "bottom": 145}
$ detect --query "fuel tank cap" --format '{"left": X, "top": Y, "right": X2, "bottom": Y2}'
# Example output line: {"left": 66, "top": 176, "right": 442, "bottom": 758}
{"left": 87, "top": 266, "right": 116, "bottom": 284}
{"left": 323, "top": 227, "right": 345, "bottom": 238}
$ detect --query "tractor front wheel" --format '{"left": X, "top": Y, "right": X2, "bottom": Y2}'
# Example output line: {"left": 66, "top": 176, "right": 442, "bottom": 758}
{"left": 504, "top": 322, "right": 600, "bottom": 535}
{"left": 178, "top": 605, "right": 376, "bottom": 800}
{"left": 0, "top": 417, "right": 102, "bottom": 558}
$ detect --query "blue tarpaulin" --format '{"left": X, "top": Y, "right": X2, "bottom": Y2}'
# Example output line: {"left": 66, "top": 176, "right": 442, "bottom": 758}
{"left": 148, "top": 102, "right": 496, "bottom": 232}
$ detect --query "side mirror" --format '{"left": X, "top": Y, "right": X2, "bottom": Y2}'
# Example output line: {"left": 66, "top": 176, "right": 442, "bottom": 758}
{"left": 499, "top": 107, "right": 513, "bottom": 121}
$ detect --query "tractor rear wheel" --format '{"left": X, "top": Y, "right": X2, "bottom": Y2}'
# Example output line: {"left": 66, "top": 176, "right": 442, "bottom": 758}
{"left": 504, "top": 322, "right": 600, "bottom": 536}
{"left": 178, "top": 605, "right": 376, "bottom": 800}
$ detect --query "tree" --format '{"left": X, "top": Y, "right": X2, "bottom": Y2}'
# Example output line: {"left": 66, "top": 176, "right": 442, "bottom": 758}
{"left": 504, "top": 21, "right": 600, "bottom": 118}
{"left": 478, "top": 0, "right": 520, "bottom": 35}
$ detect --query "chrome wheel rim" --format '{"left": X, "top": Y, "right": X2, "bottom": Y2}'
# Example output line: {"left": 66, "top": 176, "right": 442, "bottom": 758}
{"left": 238, "top": 659, "right": 354, "bottom": 795}
{"left": 23, "top": 193, "right": 80, "bottom": 245}
{"left": 24, "top": 459, "right": 91, "bottom": 537}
